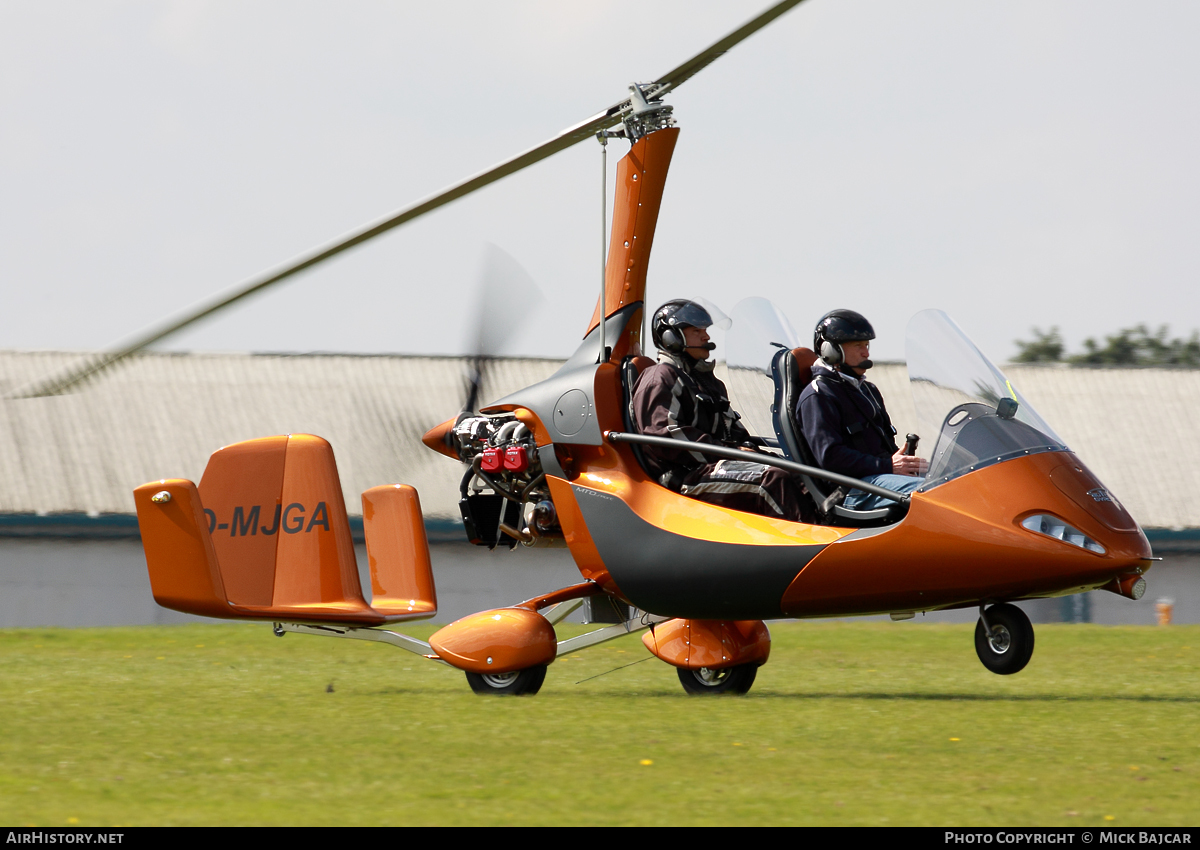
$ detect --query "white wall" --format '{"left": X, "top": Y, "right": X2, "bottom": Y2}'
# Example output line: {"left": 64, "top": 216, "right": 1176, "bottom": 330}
{"left": 0, "top": 538, "right": 1193, "bottom": 629}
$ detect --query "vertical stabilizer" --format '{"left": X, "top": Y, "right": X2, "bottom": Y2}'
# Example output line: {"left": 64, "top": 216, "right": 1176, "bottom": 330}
{"left": 134, "top": 479, "right": 231, "bottom": 618}
{"left": 362, "top": 485, "right": 437, "bottom": 619}
{"left": 198, "top": 435, "right": 288, "bottom": 606}
{"left": 271, "top": 435, "right": 363, "bottom": 608}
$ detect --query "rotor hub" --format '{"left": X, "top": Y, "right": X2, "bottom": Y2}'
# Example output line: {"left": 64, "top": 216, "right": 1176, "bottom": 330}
{"left": 623, "top": 83, "right": 677, "bottom": 142}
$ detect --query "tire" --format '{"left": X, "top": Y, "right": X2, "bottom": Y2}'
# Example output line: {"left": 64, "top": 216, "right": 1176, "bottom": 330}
{"left": 465, "top": 665, "right": 547, "bottom": 696}
{"left": 676, "top": 664, "right": 758, "bottom": 695}
{"left": 974, "top": 603, "right": 1035, "bottom": 675}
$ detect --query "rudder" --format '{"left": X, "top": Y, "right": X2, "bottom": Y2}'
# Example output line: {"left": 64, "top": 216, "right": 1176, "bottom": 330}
{"left": 362, "top": 484, "right": 437, "bottom": 619}
{"left": 134, "top": 479, "right": 232, "bottom": 619}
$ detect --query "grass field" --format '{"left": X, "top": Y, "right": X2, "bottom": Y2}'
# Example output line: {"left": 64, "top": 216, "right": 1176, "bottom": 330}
{"left": 1, "top": 620, "right": 1197, "bottom": 826}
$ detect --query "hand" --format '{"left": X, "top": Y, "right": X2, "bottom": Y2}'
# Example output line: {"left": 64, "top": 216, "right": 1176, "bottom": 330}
{"left": 892, "top": 450, "right": 928, "bottom": 477}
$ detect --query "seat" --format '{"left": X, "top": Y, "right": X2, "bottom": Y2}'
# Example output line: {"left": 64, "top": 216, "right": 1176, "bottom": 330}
{"left": 770, "top": 347, "right": 903, "bottom": 527}
{"left": 621, "top": 355, "right": 657, "bottom": 478}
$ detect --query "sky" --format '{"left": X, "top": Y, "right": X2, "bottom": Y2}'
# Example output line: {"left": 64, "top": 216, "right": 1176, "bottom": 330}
{"left": 2, "top": 0, "right": 1199, "bottom": 365}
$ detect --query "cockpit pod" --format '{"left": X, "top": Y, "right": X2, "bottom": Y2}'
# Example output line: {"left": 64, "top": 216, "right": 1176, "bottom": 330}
{"left": 777, "top": 308, "right": 1152, "bottom": 620}
{"left": 909, "top": 309, "right": 1150, "bottom": 578}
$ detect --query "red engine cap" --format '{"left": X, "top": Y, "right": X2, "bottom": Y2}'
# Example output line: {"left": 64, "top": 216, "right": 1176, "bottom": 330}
{"left": 503, "top": 446, "right": 529, "bottom": 473}
{"left": 480, "top": 446, "right": 504, "bottom": 472}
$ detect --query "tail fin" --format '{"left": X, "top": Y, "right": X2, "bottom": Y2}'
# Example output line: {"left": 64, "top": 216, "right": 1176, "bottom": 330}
{"left": 198, "top": 434, "right": 363, "bottom": 612}
{"left": 135, "top": 434, "right": 437, "bottom": 625}
{"left": 134, "top": 479, "right": 232, "bottom": 619}
{"left": 362, "top": 485, "right": 437, "bottom": 618}
{"left": 195, "top": 435, "right": 289, "bottom": 607}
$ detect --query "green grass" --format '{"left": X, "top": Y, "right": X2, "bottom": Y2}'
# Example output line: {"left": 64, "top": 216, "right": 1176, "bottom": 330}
{"left": 1, "top": 620, "right": 1197, "bottom": 826}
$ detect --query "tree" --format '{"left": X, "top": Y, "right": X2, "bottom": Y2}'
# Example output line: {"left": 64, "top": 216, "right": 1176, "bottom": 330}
{"left": 1068, "top": 325, "right": 1200, "bottom": 367}
{"left": 1013, "top": 325, "right": 1200, "bottom": 366}
{"left": 1012, "top": 327, "right": 1064, "bottom": 363}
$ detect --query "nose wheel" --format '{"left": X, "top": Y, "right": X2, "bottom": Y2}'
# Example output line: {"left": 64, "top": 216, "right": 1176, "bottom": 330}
{"left": 974, "top": 603, "right": 1035, "bottom": 675}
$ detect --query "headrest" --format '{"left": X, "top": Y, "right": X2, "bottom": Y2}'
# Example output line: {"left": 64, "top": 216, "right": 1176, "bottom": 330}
{"left": 625, "top": 355, "right": 655, "bottom": 377}
{"left": 792, "top": 347, "right": 818, "bottom": 388}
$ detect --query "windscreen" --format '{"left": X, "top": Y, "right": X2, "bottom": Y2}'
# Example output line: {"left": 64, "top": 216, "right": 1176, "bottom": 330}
{"left": 723, "top": 297, "right": 801, "bottom": 441}
{"left": 907, "top": 309, "right": 1067, "bottom": 489}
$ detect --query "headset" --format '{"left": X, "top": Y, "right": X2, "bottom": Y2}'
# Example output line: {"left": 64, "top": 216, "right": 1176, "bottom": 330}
{"left": 814, "top": 309, "right": 875, "bottom": 369}
{"left": 652, "top": 300, "right": 716, "bottom": 356}
{"left": 819, "top": 337, "right": 845, "bottom": 366}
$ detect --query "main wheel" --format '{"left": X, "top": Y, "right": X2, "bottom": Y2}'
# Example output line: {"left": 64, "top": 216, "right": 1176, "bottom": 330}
{"left": 974, "top": 603, "right": 1035, "bottom": 675}
{"left": 676, "top": 664, "right": 758, "bottom": 695}
{"left": 465, "top": 665, "right": 547, "bottom": 696}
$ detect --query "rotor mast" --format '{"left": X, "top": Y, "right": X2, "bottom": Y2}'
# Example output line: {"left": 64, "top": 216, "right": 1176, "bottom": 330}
{"left": 586, "top": 84, "right": 680, "bottom": 361}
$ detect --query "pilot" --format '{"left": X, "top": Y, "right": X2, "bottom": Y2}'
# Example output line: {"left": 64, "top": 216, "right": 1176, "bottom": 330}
{"left": 796, "top": 309, "right": 928, "bottom": 511}
{"left": 632, "top": 299, "right": 812, "bottom": 523}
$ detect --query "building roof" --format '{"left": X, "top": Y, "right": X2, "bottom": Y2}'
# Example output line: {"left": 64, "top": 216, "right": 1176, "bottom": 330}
{"left": 1, "top": 351, "right": 1197, "bottom": 532}
{"left": 0, "top": 350, "right": 558, "bottom": 525}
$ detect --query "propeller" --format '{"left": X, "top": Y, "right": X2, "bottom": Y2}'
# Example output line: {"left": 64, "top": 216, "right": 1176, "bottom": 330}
{"left": 460, "top": 244, "right": 543, "bottom": 419}
{"left": 9, "top": 0, "right": 807, "bottom": 399}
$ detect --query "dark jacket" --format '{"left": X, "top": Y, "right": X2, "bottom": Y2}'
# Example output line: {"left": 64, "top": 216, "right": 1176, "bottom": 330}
{"left": 796, "top": 361, "right": 898, "bottom": 480}
{"left": 631, "top": 353, "right": 751, "bottom": 481}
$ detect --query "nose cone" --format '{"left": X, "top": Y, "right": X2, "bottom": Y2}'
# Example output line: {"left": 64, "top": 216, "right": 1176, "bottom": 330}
{"left": 1049, "top": 462, "right": 1139, "bottom": 533}
{"left": 422, "top": 416, "right": 459, "bottom": 460}
{"left": 1048, "top": 460, "right": 1152, "bottom": 562}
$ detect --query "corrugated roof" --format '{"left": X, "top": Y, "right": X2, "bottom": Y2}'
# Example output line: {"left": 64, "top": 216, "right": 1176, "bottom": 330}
{"left": 0, "top": 351, "right": 559, "bottom": 521}
{"left": 1, "top": 352, "right": 1196, "bottom": 529}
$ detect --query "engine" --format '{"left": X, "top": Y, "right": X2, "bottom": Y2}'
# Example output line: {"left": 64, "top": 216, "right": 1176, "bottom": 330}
{"left": 451, "top": 413, "right": 562, "bottom": 548}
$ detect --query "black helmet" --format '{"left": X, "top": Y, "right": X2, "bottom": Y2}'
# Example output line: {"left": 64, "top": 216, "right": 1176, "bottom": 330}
{"left": 814, "top": 309, "right": 875, "bottom": 366}
{"left": 652, "top": 300, "right": 715, "bottom": 355}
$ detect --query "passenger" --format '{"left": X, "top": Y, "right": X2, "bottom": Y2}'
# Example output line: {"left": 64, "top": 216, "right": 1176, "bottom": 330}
{"left": 796, "top": 309, "right": 927, "bottom": 511}
{"left": 632, "top": 300, "right": 812, "bottom": 523}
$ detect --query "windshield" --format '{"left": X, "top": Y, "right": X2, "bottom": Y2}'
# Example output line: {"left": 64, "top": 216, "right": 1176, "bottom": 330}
{"left": 722, "top": 301, "right": 1069, "bottom": 490}
{"left": 723, "top": 297, "right": 801, "bottom": 441}
{"left": 907, "top": 309, "right": 1067, "bottom": 489}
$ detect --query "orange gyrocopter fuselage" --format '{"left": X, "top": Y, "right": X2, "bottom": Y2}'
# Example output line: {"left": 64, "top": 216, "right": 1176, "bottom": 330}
{"left": 135, "top": 123, "right": 1152, "bottom": 695}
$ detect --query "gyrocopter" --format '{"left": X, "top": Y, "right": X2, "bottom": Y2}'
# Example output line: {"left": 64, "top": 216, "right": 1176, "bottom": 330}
{"left": 27, "top": 0, "right": 1154, "bottom": 695}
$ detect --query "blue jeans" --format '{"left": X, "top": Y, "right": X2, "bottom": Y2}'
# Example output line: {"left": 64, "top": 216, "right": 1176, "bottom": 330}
{"left": 842, "top": 474, "right": 924, "bottom": 512}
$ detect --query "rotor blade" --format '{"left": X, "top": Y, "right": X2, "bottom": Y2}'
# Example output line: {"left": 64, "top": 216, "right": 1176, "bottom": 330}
{"left": 11, "top": 0, "right": 807, "bottom": 400}
{"left": 8, "top": 110, "right": 617, "bottom": 399}
{"left": 643, "top": 0, "right": 808, "bottom": 99}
